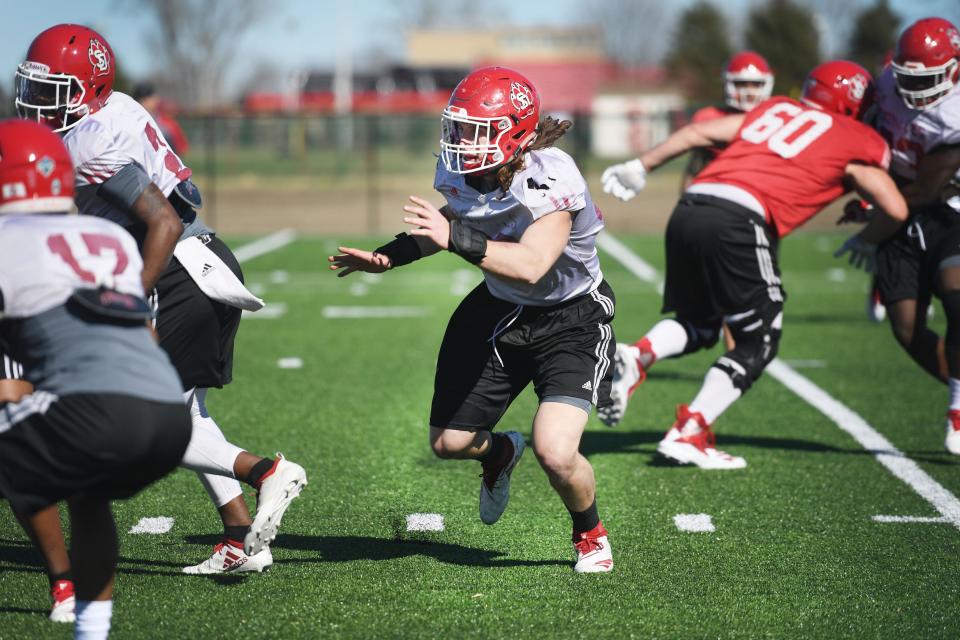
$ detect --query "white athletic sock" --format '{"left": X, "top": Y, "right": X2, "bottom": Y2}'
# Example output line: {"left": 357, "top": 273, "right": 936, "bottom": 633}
{"left": 950, "top": 378, "right": 960, "bottom": 412}
{"left": 688, "top": 367, "right": 743, "bottom": 426}
{"left": 179, "top": 388, "right": 244, "bottom": 507}
{"left": 644, "top": 319, "right": 689, "bottom": 361}
{"left": 75, "top": 600, "right": 112, "bottom": 640}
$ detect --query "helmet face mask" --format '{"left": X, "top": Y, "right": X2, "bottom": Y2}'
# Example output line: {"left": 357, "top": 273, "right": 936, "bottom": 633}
{"left": 439, "top": 67, "right": 540, "bottom": 176}
{"left": 440, "top": 107, "right": 511, "bottom": 174}
{"left": 892, "top": 17, "right": 960, "bottom": 110}
{"left": 15, "top": 63, "right": 88, "bottom": 132}
{"left": 892, "top": 58, "right": 959, "bottom": 109}
{"left": 723, "top": 52, "right": 774, "bottom": 111}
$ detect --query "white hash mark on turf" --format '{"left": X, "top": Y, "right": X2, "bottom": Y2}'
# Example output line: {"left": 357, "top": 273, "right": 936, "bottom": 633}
{"left": 674, "top": 514, "right": 715, "bottom": 532}
{"left": 129, "top": 517, "right": 174, "bottom": 534}
{"left": 601, "top": 232, "right": 960, "bottom": 531}
{"left": 277, "top": 357, "right": 303, "bottom": 369}
{"left": 322, "top": 306, "right": 430, "bottom": 319}
{"left": 406, "top": 513, "right": 444, "bottom": 532}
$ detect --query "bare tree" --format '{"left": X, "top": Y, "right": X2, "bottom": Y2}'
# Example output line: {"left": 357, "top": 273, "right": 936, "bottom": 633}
{"left": 135, "top": 0, "right": 265, "bottom": 109}
{"left": 583, "top": 0, "right": 674, "bottom": 65}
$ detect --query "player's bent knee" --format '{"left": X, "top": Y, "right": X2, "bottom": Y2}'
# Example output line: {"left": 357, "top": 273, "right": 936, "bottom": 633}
{"left": 716, "top": 306, "right": 782, "bottom": 393}
{"left": 532, "top": 443, "right": 577, "bottom": 479}
{"left": 429, "top": 427, "right": 476, "bottom": 458}
{"left": 676, "top": 317, "right": 721, "bottom": 356}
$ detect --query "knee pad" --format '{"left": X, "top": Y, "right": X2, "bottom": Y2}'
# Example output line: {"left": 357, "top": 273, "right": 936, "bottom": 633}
{"left": 676, "top": 317, "right": 721, "bottom": 356}
{"left": 941, "top": 289, "right": 960, "bottom": 350}
{"left": 714, "top": 304, "right": 783, "bottom": 393}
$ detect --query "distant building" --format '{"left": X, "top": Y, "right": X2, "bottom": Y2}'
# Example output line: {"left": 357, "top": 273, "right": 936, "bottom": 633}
{"left": 242, "top": 25, "right": 686, "bottom": 155}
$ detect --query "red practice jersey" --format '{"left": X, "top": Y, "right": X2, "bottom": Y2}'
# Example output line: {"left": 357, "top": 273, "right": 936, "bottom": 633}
{"left": 692, "top": 96, "right": 891, "bottom": 237}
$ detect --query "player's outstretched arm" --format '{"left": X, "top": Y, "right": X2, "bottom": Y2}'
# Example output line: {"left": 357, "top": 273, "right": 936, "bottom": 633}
{"left": 846, "top": 163, "right": 909, "bottom": 244}
{"left": 602, "top": 114, "right": 746, "bottom": 202}
{"left": 330, "top": 198, "right": 442, "bottom": 277}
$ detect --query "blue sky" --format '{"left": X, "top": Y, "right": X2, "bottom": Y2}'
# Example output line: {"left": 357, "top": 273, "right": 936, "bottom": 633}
{"left": 2, "top": 0, "right": 958, "bottom": 96}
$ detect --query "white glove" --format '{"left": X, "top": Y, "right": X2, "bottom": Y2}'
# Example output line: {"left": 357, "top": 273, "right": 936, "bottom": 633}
{"left": 834, "top": 235, "right": 878, "bottom": 273}
{"left": 601, "top": 158, "right": 647, "bottom": 202}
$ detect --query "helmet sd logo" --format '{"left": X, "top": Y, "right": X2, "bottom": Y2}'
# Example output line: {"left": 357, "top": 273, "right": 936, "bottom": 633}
{"left": 510, "top": 81, "right": 534, "bottom": 118}
{"left": 848, "top": 73, "right": 868, "bottom": 101}
{"left": 88, "top": 39, "right": 110, "bottom": 76}
{"left": 948, "top": 28, "right": 960, "bottom": 52}
{"left": 36, "top": 156, "right": 55, "bottom": 178}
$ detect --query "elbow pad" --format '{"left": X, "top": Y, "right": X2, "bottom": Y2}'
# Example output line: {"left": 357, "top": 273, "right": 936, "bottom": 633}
{"left": 448, "top": 219, "right": 487, "bottom": 265}
{"left": 98, "top": 162, "right": 153, "bottom": 210}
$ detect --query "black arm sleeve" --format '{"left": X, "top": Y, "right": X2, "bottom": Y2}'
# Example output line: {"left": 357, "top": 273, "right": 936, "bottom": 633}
{"left": 374, "top": 233, "right": 422, "bottom": 268}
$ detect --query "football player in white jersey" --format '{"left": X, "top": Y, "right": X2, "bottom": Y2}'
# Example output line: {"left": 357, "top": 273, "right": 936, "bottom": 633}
{"left": 15, "top": 24, "right": 307, "bottom": 574}
{"left": 330, "top": 67, "right": 616, "bottom": 573}
{"left": 870, "top": 17, "right": 960, "bottom": 454}
{"left": 0, "top": 118, "right": 193, "bottom": 640}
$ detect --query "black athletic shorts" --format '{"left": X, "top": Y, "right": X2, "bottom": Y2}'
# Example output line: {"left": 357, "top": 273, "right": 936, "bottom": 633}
{"left": 662, "top": 194, "right": 785, "bottom": 325}
{"left": 155, "top": 234, "right": 243, "bottom": 390}
{"left": 0, "top": 347, "right": 23, "bottom": 381}
{"left": 430, "top": 280, "right": 616, "bottom": 430}
{"left": 875, "top": 207, "right": 960, "bottom": 305}
{"left": 0, "top": 393, "right": 191, "bottom": 514}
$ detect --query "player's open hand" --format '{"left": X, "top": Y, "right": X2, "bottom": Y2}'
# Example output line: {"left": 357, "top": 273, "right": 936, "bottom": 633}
{"left": 403, "top": 195, "right": 450, "bottom": 250}
{"left": 601, "top": 159, "right": 647, "bottom": 202}
{"left": 834, "top": 234, "right": 877, "bottom": 273}
{"left": 328, "top": 246, "right": 392, "bottom": 277}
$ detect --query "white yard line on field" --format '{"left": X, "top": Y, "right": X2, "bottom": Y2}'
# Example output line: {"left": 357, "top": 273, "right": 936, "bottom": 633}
{"left": 233, "top": 229, "right": 297, "bottom": 264}
{"left": 601, "top": 232, "right": 960, "bottom": 530}
{"left": 322, "top": 306, "right": 430, "bottom": 319}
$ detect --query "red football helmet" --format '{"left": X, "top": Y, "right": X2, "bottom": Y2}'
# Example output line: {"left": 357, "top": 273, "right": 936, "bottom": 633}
{"left": 0, "top": 119, "right": 75, "bottom": 215}
{"left": 16, "top": 24, "right": 116, "bottom": 133}
{"left": 801, "top": 60, "right": 873, "bottom": 119}
{"left": 723, "top": 51, "right": 774, "bottom": 111}
{"left": 440, "top": 66, "right": 541, "bottom": 175}
{"left": 891, "top": 17, "right": 960, "bottom": 110}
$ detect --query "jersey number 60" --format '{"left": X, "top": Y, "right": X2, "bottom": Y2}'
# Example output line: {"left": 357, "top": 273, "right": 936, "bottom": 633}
{"left": 740, "top": 103, "right": 833, "bottom": 159}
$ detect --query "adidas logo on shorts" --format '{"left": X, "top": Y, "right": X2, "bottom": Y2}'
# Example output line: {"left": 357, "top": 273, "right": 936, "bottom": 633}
{"left": 582, "top": 381, "right": 593, "bottom": 391}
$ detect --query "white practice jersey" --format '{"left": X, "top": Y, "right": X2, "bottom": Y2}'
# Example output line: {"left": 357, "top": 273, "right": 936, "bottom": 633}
{"left": 434, "top": 147, "right": 605, "bottom": 306}
{"left": 874, "top": 67, "right": 960, "bottom": 211}
{"left": 0, "top": 214, "right": 143, "bottom": 318}
{"left": 0, "top": 214, "right": 182, "bottom": 402}
{"left": 64, "top": 91, "right": 193, "bottom": 228}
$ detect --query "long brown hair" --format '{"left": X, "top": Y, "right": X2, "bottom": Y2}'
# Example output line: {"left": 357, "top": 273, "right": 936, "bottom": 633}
{"left": 496, "top": 115, "right": 573, "bottom": 191}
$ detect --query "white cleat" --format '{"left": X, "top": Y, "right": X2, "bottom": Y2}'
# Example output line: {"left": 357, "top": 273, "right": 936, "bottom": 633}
{"left": 656, "top": 405, "right": 746, "bottom": 470}
{"left": 49, "top": 580, "right": 75, "bottom": 623}
{"left": 183, "top": 539, "right": 273, "bottom": 574}
{"left": 946, "top": 411, "right": 960, "bottom": 455}
{"left": 479, "top": 431, "right": 525, "bottom": 525}
{"left": 245, "top": 454, "right": 308, "bottom": 556}
{"left": 573, "top": 523, "right": 613, "bottom": 573}
{"left": 598, "top": 343, "right": 644, "bottom": 427}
